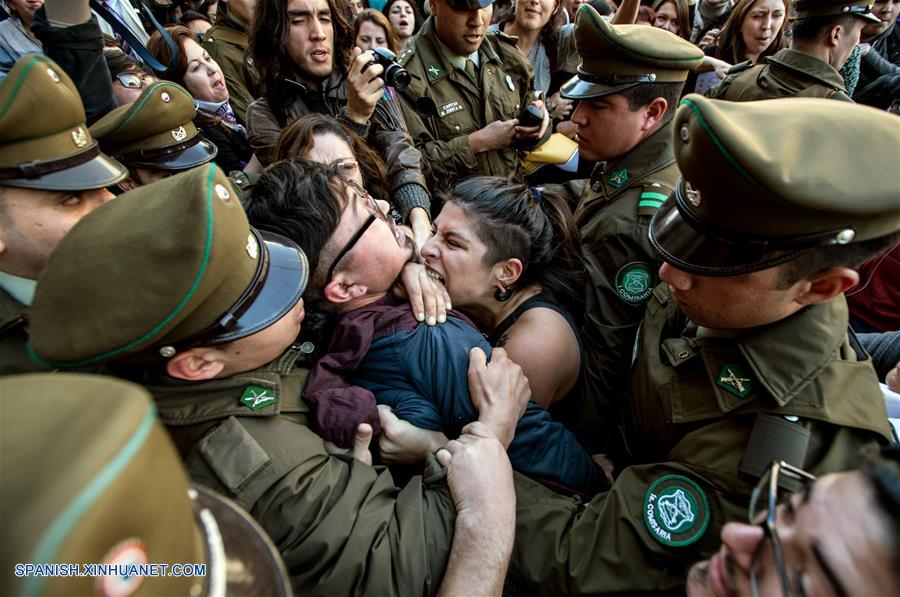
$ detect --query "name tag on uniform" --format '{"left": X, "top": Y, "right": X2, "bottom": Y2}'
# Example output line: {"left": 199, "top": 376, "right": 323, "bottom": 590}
{"left": 438, "top": 101, "right": 464, "bottom": 118}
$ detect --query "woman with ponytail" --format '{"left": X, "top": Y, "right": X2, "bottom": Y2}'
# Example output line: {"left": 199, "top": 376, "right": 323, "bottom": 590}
{"left": 421, "top": 176, "right": 587, "bottom": 409}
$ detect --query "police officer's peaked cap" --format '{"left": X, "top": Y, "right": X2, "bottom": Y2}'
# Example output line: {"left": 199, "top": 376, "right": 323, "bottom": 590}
{"left": 561, "top": 5, "right": 704, "bottom": 100}
{"left": 90, "top": 81, "right": 217, "bottom": 170}
{"left": 0, "top": 373, "right": 291, "bottom": 597}
{"left": 650, "top": 95, "right": 900, "bottom": 276}
{"left": 29, "top": 164, "right": 308, "bottom": 367}
{"left": 442, "top": 0, "right": 492, "bottom": 10}
{"left": 0, "top": 55, "right": 127, "bottom": 191}
{"left": 790, "top": 0, "right": 880, "bottom": 23}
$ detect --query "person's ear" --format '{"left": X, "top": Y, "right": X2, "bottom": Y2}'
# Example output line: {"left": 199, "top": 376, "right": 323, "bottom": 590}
{"left": 428, "top": 0, "right": 438, "bottom": 15}
{"left": 117, "top": 179, "right": 138, "bottom": 192}
{"left": 829, "top": 23, "right": 844, "bottom": 47}
{"left": 493, "top": 258, "right": 524, "bottom": 287}
{"left": 323, "top": 273, "right": 369, "bottom": 304}
{"left": 642, "top": 97, "right": 669, "bottom": 132}
{"left": 794, "top": 266, "right": 859, "bottom": 306}
{"left": 165, "top": 347, "right": 226, "bottom": 381}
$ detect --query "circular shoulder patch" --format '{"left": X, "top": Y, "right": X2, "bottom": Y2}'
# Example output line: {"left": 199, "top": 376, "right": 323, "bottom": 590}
{"left": 615, "top": 261, "right": 654, "bottom": 304}
{"left": 643, "top": 475, "right": 710, "bottom": 547}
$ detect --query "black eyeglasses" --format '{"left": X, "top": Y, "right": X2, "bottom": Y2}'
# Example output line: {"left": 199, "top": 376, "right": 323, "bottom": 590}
{"left": 324, "top": 179, "right": 389, "bottom": 282}
{"left": 748, "top": 461, "right": 817, "bottom": 597}
{"left": 115, "top": 72, "right": 153, "bottom": 89}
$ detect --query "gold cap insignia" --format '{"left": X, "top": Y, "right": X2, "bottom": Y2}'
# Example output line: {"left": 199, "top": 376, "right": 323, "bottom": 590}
{"left": 684, "top": 181, "right": 702, "bottom": 207}
{"left": 246, "top": 234, "right": 258, "bottom": 260}
{"left": 161, "top": 91, "right": 171, "bottom": 102}
{"left": 214, "top": 183, "right": 231, "bottom": 201}
{"left": 171, "top": 126, "right": 187, "bottom": 142}
{"left": 71, "top": 127, "right": 88, "bottom": 148}
{"left": 46, "top": 68, "right": 60, "bottom": 83}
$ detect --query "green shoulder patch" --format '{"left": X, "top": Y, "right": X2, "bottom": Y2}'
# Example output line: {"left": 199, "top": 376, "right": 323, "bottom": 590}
{"left": 607, "top": 168, "right": 628, "bottom": 188}
{"left": 644, "top": 475, "right": 710, "bottom": 547}
{"left": 716, "top": 363, "right": 753, "bottom": 397}
{"left": 240, "top": 386, "right": 277, "bottom": 411}
{"left": 427, "top": 64, "right": 441, "bottom": 78}
{"left": 614, "top": 261, "right": 654, "bottom": 304}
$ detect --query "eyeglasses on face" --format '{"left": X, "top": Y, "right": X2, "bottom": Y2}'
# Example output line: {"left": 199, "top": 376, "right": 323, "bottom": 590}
{"left": 115, "top": 72, "right": 153, "bottom": 89}
{"left": 748, "top": 460, "right": 817, "bottom": 597}
{"left": 324, "top": 179, "right": 390, "bottom": 283}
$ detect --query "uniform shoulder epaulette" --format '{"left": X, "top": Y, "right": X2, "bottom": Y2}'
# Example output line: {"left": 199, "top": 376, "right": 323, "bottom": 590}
{"left": 492, "top": 29, "right": 519, "bottom": 47}
{"left": 396, "top": 45, "right": 415, "bottom": 66}
{"left": 636, "top": 183, "right": 672, "bottom": 217}
{"left": 726, "top": 60, "right": 754, "bottom": 76}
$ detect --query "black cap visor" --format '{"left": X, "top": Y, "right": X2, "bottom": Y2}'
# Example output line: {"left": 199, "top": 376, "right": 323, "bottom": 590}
{"left": 444, "top": 0, "right": 492, "bottom": 9}
{"left": 2, "top": 150, "right": 128, "bottom": 191}
{"left": 206, "top": 230, "right": 308, "bottom": 344}
{"left": 191, "top": 485, "right": 291, "bottom": 596}
{"left": 123, "top": 137, "right": 218, "bottom": 171}
{"left": 560, "top": 72, "right": 653, "bottom": 100}
{"left": 649, "top": 182, "right": 817, "bottom": 277}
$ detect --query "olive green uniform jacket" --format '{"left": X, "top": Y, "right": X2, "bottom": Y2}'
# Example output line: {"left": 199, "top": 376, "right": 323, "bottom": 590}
{"left": 395, "top": 18, "right": 537, "bottom": 191}
{"left": 574, "top": 121, "right": 679, "bottom": 452}
{"left": 142, "top": 343, "right": 455, "bottom": 596}
{"left": 202, "top": 13, "right": 260, "bottom": 126}
{"left": 708, "top": 48, "right": 852, "bottom": 101}
{"left": 0, "top": 288, "right": 44, "bottom": 375}
{"left": 509, "top": 287, "right": 891, "bottom": 593}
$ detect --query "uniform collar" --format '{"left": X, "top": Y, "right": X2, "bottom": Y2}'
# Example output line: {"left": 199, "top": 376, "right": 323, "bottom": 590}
{"left": 589, "top": 119, "right": 676, "bottom": 201}
{"left": 141, "top": 346, "right": 310, "bottom": 426}
{"left": 0, "top": 285, "right": 27, "bottom": 332}
{"left": 764, "top": 48, "right": 847, "bottom": 92}
{"left": 0, "top": 271, "right": 36, "bottom": 306}
{"left": 415, "top": 18, "right": 497, "bottom": 83}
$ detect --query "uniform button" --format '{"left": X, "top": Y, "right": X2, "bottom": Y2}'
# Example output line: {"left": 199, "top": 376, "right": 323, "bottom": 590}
{"left": 454, "top": 125, "right": 460, "bottom": 131}
{"left": 299, "top": 341, "right": 315, "bottom": 354}
{"left": 214, "top": 184, "right": 231, "bottom": 201}
{"left": 677, "top": 351, "right": 690, "bottom": 359}
{"left": 680, "top": 125, "right": 690, "bottom": 141}
{"left": 47, "top": 68, "right": 60, "bottom": 83}
{"left": 591, "top": 181, "right": 602, "bottom": 191}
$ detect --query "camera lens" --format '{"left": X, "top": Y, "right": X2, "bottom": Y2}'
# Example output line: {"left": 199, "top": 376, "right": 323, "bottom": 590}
{"left": 385, "top": 65, "right": 411, "bottom": 91}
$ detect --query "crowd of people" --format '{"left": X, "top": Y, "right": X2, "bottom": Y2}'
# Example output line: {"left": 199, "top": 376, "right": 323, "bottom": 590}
{"left": 1, "top": 0, "right": 899, "bottom": 595}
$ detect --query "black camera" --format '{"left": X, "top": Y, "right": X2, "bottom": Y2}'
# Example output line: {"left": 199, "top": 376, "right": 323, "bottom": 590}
{"left": 363, "top": 48, "right": 411, "bottom": 91}
{"left": 517, "top": 104, "right": 544, "bottom": 128}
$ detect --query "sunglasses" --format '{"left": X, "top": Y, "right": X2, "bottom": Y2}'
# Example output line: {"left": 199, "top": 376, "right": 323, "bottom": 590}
{"left": 324, "top": 179, "right": 390, "bottom": 283}
{"left": 115, "top": 72, "right": 153, "bottom": 89}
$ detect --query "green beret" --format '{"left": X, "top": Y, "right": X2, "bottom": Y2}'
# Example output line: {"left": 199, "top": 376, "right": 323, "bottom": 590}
{"left": 561, "top": 5, "right": 704, "bottom": 100}
{"left": 0, "top": 55, "right": 127, "bottom": 191}
{"left": 791, "top": 0, "right": 880, "bottom": 23}
{"left": 90, "top": 81, "right": 217, "bottom": 170}
{"left": 0, "top": 373, "right": 292, "bottom": 596}
{"left": 28, "top": 164, "right": 308, "bottom": 367}
{"left": 650, "top": 95, "right": 900, "bottom": 276}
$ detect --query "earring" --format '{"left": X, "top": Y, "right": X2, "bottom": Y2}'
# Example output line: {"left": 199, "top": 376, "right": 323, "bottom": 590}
{"left": 494, "top": 285, "right": 513, "bottom": 302}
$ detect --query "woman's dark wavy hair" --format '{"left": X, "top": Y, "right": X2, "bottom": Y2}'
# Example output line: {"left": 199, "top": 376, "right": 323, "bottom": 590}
{"left": 274, "top": 113, "right": 390, "bottom": 202}
{"left": 714, "top": 0, "right": 788, "bottom": 64}
{"left": 381, "top": 0, "right": 423, "bottom": 37}
{"left": 250, "top": 0, "right": 355, "bottom": 126}
{"left": 496, "top": 0, "right": 562, "bottom": 72}
{"left": 438, "top": 176, "right": 586, "bottom": 318}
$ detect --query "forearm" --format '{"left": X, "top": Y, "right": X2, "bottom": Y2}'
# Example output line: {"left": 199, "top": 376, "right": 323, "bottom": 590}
{"left": 438, "top": 512, "right": 513, "bottom": 597}
{"left": 611, "top": 0, "right": 640, "bottom": 24}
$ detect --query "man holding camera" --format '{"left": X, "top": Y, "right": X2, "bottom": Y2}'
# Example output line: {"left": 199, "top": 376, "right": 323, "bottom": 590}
{"left": 394, "top": 0, "right": 550, "bottom": 191}
{"left": 246, "top": 0, "right": 433, "bottom": 246}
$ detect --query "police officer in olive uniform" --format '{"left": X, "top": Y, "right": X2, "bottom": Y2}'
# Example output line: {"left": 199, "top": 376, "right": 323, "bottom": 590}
{"left": 558, "top": 8, "right": 703, "bottom": 448}
{"left": 395, "top": 0, "right": 549, "bottom": 192}
{"left": 0, "top": 54, "right": 126, "bottom": 375}
{"left": 26, "top": 164, "right": 524, "bottom": 596}
{"left": 90, "top": 81, "right": 218, "bottom": 189}
{"left": 507, "top": 95, "right": 899, "bottom": 593}
{"left": 202, "top": 0, "right": 260, "bottom": 125}
{"left": 1, "top": 373, "right": 292, "bottom": 596}
{"left": 709, "top": 0, "right": 880, "bottom": 101}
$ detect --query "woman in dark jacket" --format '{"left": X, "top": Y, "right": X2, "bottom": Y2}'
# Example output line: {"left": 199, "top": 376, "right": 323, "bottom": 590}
{"left": 147, "top": 25, "right": 260, "bottom": 174}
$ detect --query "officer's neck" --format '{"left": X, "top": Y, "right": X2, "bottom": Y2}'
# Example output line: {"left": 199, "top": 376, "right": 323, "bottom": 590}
{"left": 790, "top": 39, "right": 838, "bottom": 69}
